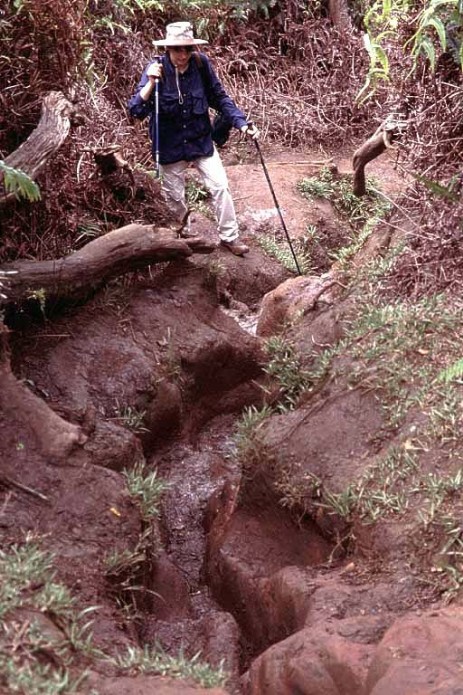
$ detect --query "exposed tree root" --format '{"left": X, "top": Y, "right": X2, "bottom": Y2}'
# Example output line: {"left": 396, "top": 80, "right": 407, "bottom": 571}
{"left": 0, "top": 323, "right": 85, "bottom": 464}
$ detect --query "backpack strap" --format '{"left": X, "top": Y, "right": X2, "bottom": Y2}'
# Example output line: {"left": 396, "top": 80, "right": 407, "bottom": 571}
{"left": 194, "top": 52, "right": 232, "bottom": 147}
{"left": 195, "top": 52, "right": 214, "bottom": 105}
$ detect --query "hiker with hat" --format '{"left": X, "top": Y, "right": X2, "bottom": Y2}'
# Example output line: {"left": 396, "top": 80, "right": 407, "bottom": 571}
{"left": 128, "top": 21, "right": 259, "bottom": 256}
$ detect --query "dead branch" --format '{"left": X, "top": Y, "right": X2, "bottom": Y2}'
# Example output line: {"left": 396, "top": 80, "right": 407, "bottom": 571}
{"left": 353, "top": 130, "right": 390, "bottom": 196}
{"left": 353, "top": 116, "right": 407, "bottom": 196}
{"left": 0, "top": 224, "right": 215, "bottom": 305}
{"left": 1, "top": 91, "right": 75, "bottom": 203}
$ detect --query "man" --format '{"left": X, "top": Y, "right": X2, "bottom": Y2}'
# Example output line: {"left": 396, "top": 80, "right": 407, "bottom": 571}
{"left": 128, "top": 21, "right": 259, "bottom": 256}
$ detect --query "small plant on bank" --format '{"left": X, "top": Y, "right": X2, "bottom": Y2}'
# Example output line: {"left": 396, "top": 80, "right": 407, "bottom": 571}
{"left": 233, "top": 404, "right": 273, "bottom": 461}
{"left": 263, "top": 335, "right": 312, "bottom": 411}
{"left": 297, "top": 166, "right": 391, "bottom": 272}
{"left": 108, "top": 464, "right": 169, "bottom": 619}
{"left": 114, "top": 401, "right": 149, "bottom": 433}
{"left": 232, "top": 404, "right": 276, "bottom": 489}
{"left": 258, "top": 234, "right": 311, "bottom": 274}
{"left": 432, "top": 514, "right": 463, "bottom": 600}
{"left": 104, "top": 526, "right": 159, "bottom": 620}
{"left": 105, "top": 543, "right": 149, "bottom": 577}
{"left": 124, "top": 461, "right": 169, "bottom": 521}
{"left": 185, "top": 176, "right": 213, "bottom": 219}
{"left": 94, "top": 277, "right": 131, "bottom": 316}
{"left": 0, "top": 540, "right": 97, "bottom": 694}
{"left": 112, "top": 644, "right": 228, "bottom": 689}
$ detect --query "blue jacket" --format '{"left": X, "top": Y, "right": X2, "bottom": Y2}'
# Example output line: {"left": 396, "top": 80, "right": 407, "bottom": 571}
{"left": 128, "top": 53, "right": 248, "bottom": 165}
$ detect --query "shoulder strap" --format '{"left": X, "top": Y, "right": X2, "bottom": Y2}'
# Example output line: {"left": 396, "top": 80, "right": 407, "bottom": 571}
{"left": 195, "top": 52, "right": 213, "bottom": 100}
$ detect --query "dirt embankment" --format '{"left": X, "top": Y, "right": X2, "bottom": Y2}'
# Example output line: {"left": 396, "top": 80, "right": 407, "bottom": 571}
{"left": 2, "top": 151, "right": 463, "bottom": 695}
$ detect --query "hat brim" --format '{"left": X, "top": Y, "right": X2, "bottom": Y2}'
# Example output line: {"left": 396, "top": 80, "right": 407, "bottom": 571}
{"left": 153, "top": 38, "right": 208, "bottom": 46}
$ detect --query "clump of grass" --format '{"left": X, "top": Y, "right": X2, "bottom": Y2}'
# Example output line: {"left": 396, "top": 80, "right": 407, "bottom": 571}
{"left": 322, "top": 446, "right": 419, "bottom": 523}
{"left": 298, "top": 166, "right": 389, "bottom": 226}
{"left": 185, "top": 176, "right": 213, "bottom": 219}
{"left": 431, "top": 514, "right": 463, "bottom": 601}
{"left": 112, "top": 644, "right": 228, "bottom": 689}
{"left": 104, "top": 526, "right": 159, "bottom": 620}
{"left": 263, "top": 335, "right": 312, "bottom": 412}
{"left": 0, "top": 540, "right": 97, "bottom": 694}
{"left": 258, "top": 235, "right": 311, "bottom": 274}
{"left": 233, "top": 404, "right": 273, "bottom": 463}
{"left": 297, "top": 166, "right": 390, "bottom": 272}
{"left": 306, "top": 293, "right": 463, "bottom": 433}
{"left": 124, "top": 461, "right": 169, "bottom": 522}
{"left": 114, "top": 401, "right": 148, "bottom": 433}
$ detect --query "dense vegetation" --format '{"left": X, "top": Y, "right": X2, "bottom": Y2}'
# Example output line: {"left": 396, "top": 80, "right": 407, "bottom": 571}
{"left": 1, "top": 0, "right": 461, "bottom": 296}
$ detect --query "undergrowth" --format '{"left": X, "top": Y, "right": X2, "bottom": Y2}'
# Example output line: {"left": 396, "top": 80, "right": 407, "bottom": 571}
{"left": 112, "top": 644, "right": 228, "bottom": 688}
{"left": 234, "top": 241, "right": 463, "bottom": 599}
{"left": 0, "top": 539, "right": 96, "bottom": 694}
{"left": 297, "top": 166, "right": 391, "bottom": 271}
{"left": 292, "top": 286, "right": 463, "bottom": 598}
{"left": 0, "top": 535, "right": 225, "bottom": 692}
{"left": 257, "top": 235, "right": 312, "bottom": 275}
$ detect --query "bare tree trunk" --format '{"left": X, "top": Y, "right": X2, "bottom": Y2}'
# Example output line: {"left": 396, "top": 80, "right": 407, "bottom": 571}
{"left": 1, "top": 224, "right": 215, "bottom": 305}
{"left": 328, "top": 0, "right": 354, "bottom": 33}
{"left": 1, "top": 91, "right": 75, "bottom": 202}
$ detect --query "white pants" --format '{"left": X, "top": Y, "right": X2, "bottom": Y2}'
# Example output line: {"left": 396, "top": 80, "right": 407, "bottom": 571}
{"left": 160, "top": 147, "right": 239, "bottom": 242}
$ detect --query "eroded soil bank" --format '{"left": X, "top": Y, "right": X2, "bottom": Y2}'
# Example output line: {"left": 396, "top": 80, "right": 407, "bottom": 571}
{"left": 2, "top": 152, "right": 463, "bottom": 695}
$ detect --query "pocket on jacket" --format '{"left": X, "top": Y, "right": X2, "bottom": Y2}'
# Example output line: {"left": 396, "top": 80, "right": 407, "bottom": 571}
{"left": 159, "top": 95, "right": 182, "bottom": 118}
{"left": 192, "top": 92, "right": 209, "bottom": 116}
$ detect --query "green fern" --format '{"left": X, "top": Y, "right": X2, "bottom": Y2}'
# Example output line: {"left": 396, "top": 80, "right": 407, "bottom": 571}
{"left": 406, "top": 0, "right": 462, "bottom": 71}
{"left": 0, "top": 160, "right": 41, "bottom": 202}
{"left": 359, "top": 0, "right": 462, "bottom": 100}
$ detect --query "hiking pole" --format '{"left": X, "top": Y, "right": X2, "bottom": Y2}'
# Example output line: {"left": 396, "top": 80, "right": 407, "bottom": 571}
{"left": 153, "top": 56, "right": 161, "bottom": 178}
{"left": 253, "top": 137, "right": 302, "bottom": 275}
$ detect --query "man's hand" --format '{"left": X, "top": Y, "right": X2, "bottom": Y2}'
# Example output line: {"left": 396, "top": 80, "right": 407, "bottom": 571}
{"left": 241, "top": 123, "right": 260, "bottom": 140}
{"left": 147, "top": 61, "right": 163, "bottom": 82}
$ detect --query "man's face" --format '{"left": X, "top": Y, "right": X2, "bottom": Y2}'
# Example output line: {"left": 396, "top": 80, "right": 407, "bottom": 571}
{"left": 168, "top": 46, "right": 193, "bottom": 70}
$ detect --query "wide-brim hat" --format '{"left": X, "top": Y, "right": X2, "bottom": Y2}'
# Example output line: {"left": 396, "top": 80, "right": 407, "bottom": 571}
{"left": 153, "top": 21, "right": 208, "bottom": 46}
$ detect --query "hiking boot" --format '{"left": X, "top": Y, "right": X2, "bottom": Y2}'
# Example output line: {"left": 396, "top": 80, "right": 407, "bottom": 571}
{"left": 220, "top": 239, "right": 250, "bottom": 256}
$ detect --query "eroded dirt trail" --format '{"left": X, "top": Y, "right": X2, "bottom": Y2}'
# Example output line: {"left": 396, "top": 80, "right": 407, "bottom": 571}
{"left": 4, "top": 150, "right": 460, "bottom": 695}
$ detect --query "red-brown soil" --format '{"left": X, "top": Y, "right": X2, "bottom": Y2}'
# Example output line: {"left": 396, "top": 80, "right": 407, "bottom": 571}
{"left": 3, "top": 147, "right": 461, "bottom": 695}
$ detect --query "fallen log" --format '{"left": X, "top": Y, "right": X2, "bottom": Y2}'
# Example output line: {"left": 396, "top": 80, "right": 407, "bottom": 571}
{"left": 0, "top": 91, "right": 75, "bottom": 203}
{"left": 0, "top": 224, "right": 216, "bottom": 305}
